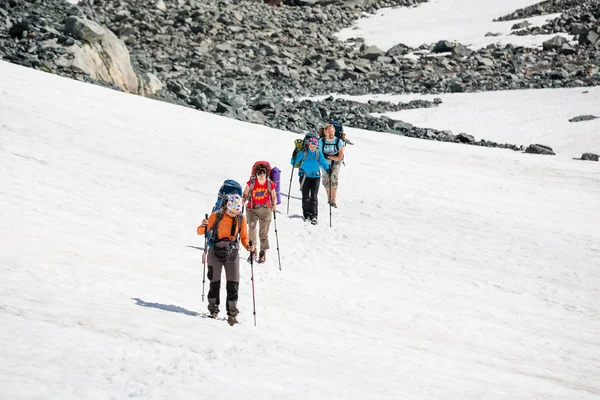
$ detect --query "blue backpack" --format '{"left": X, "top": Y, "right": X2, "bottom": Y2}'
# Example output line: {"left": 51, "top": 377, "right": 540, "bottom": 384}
{"left": 212, "top": 179, "right": 242, "bottom": 213}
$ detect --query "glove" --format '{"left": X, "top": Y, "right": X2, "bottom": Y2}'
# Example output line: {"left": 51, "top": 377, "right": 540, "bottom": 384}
{"left": 292, "top": 148, "right": 299, "bottom": 158}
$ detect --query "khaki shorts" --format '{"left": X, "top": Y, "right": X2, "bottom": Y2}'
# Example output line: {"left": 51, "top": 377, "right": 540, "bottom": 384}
{"left": 322, "top": 162, "right": 341, "bottom": 188}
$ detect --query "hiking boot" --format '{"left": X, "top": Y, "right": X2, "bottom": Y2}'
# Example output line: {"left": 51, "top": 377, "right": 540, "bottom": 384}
{"left": 258, "top": 250, "right": 266, "bottom": 263}
{"left": 228, "top": 315, "right": 238, "bottom": 326}
{"left": 331, "top": 202, "right": 337, "bottom": 208}
{"left": 208, "top": 312, "right": 218, "bottom": 319}
{"left": 311, "top": 218, "right": 318, "bottom": 225}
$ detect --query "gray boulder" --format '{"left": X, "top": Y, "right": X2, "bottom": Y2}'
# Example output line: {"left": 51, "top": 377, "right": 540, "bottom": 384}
{"left": 542, "top": 35, "right": 568, "bottom": 51}
{"left": 449, "top": 81, "right": 465, "bottom": 92}
{"left": 432, "top": 40, "right": 454, "bottom": 53}
{"left": 525, "top": 144, "right": 555, "bottom": 155}
{"left": 569, "top": 115, "right": 598, "bottom": 122}
{"left": 456, "top": 133, "right": 475, "bottom": 143}
{"left": 511, "top": 21, "right": 531, "bottom": 30}
{"left": 580, "top": 153, "right": 599, "bottom": 162}
{"left": 362, "top": 45, "right": 384, "bottom": 60}
{"left": 64, "top": 16, "right": 104, "bottom": 43}
{"left": 325, "top": 59, "right": 346, "bottom": 70}
{"left": 579, "top": 29, "right": 599, "bottom": 46}
{"left": 386, "top": 43, "right": 411, "bottom": 57}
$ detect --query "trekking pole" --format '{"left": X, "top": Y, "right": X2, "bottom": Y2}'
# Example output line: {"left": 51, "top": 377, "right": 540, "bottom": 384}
{"left": 286, "top": 166, "right": 294, "bottom": 214}
{"left": 329, "top": 168, "right": 333, "bottom": 228}
{"left": 273, "top": 211, "right": 282, "bottom": 271}
{"left": 249, "top": 240, "right": 257, "bottom": 326}
{"left": 201, "top": 213, "right": 208, "bottom": 302}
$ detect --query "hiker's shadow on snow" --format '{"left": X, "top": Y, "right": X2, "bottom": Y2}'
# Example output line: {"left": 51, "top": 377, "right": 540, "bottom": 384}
{"left": 132, "top": 298, "right": 202, "bottom": 317}
{"left": 288, "top": 214, "right": 305, "bottom": 220}
{"left": 187, "top": 245, "right": 204, "bottom": 251}
{"left": 280, "top": 191, "right": 302, "bottom": 201}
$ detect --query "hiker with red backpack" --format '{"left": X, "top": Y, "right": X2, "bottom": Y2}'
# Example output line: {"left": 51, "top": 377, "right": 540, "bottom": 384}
{"left": 242, "top": 161, "right": 278, "bottom": 263}
{"left": 197, "top": 193, "right": 254, "bottom": 326}
{"left": 291, "top": 136, "right": 331, "bottom": 225}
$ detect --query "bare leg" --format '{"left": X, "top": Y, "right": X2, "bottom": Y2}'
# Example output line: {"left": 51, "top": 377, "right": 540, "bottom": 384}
{"left": 331, "top": 187, "right": 338, "bottom": 203}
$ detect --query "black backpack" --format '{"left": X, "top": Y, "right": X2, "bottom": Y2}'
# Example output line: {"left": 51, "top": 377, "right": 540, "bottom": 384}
{"left": 330, "top": 120, "right": 345, "bottom": 141}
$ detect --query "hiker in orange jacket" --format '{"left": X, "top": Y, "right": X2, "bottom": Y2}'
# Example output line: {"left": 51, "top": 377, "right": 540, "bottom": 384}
{"left": 198, "top": 194, "right": 254, "bottom": 325}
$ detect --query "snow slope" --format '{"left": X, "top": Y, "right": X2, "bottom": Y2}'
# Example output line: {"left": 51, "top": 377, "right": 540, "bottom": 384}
{"left": 338, "top": 0, "right": 570, "bottom": 50}
{"left": 1, "top": 61, "right": 600, "bottom": 399}
{"left": 305, "top": 87, "right": 600, "bottom": 157}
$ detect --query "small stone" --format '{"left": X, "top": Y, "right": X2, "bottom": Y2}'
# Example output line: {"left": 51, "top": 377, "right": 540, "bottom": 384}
{"left": 580, "top": 153, "right": 599, "bottom": 162}
{"left": 569, "top": 115, "right": 598, "bottom": 123}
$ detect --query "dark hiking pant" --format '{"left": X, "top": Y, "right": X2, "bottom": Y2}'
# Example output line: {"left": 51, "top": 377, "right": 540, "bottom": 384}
{"left": 301, "top": 177, "right": 320, "bottom": 219}
{"left": 206, "top": 248, "right": 240, "bottom": 316}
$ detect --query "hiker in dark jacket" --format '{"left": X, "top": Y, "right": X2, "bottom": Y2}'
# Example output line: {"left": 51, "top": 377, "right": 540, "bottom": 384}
{"left": 290, "top": 137, "right": 330, "bottom": 224}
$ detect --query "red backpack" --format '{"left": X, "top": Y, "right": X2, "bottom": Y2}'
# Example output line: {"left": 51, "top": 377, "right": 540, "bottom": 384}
{"left": 248, "top": 161, "right": 273, "bottom": 208}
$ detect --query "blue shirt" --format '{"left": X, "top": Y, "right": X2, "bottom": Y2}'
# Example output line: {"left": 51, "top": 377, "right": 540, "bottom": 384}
{"left": 291, "top": 148, "right": 330, "bottom": 178}
{"left": 320, "top": 137, "right": 345, "bottom": 157}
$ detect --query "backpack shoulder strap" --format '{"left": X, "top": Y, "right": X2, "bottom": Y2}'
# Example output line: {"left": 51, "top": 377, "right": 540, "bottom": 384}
{"left": 267, "top": 178, "right": 272, "bottom": 206}
{"left": 299, "top": 149, "right": 308, "bottom": 168}
{"left": 209, "top": 210, "right": 224, "bottom": 245}
{"left": 232, "top": 214, "right": 243, "bottom": 240}
{"left": 230, "top": 213, "right": 238, "bottom": 238}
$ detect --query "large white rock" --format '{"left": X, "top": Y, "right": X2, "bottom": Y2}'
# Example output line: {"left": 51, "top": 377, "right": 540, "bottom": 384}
{"left": 58, "top": 17, "right": 162, "bottom": 96}
{"left": 155, "top": 0, "right": 167, "bottom": 11}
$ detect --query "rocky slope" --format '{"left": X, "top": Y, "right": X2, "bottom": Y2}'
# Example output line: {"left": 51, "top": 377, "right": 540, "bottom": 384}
{"left": 1, "top": 0, "right": 598, "bottom": 156}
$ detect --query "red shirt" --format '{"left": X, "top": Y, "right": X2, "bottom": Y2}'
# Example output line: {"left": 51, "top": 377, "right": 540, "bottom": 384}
{"left": 247, "top": 178, "right": 274, "bottom": 208}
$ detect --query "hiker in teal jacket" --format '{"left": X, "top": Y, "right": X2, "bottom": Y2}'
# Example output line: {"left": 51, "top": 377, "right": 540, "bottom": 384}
{"left": 290, "top": 137, "right": 330, "bottom": 224}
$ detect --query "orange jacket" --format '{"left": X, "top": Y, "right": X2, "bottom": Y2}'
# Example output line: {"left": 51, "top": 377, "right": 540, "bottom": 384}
{"left": 197, "top": 211, "right": 250, "bottom": 250}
